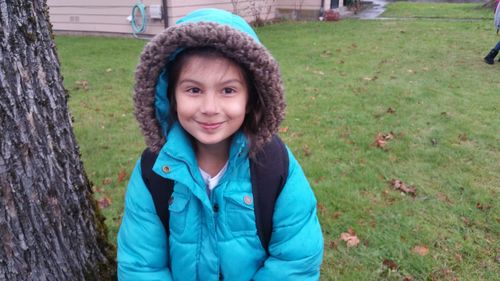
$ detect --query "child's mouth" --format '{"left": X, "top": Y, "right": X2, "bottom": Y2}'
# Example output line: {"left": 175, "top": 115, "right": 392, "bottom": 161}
{"left": 197, "top": 121, "right": 224, "bottom": 130}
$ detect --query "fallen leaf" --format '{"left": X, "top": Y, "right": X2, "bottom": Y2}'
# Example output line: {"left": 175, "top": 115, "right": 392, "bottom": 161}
{"left": 279, "top": 126, "right": 289, "bottom": 133}
{"left": 98, "top": 197, "right": 112, "bottom": 209}
{"left": 373, "top": 132, "right": 395, "bottom": 148}
{"left": 363, "top": 76, "right": 378, "bottom": 81}
{"left": 106, "top": 68, "right": 112, "bottom": 72}
{"left": 403, "top": 276, "right": 414, "bottom": 281}
{"left": 303, "top": 144, "right": 311, "bottom": 156}
{"left": 436, "top": 192, "right": 452, "bottom": 203}
{"left": 102, "top": 178, "right": 112, "bottom": 185}
{"left": 320, "top": 50, "right": 332, "bottom": 58}
{"left": 382, "top": 259, "right": 398, "bottom": 270}
{"left": 386, "top": 107, "right": 396, "bottom": 114}
{"left": 412, "top": 245, "right": 429, "bottom": 256}
{"left": 476, "top": 202, "right": 490, "bottom": 211}
{"left": 75, "top": 80, "right": 89, "bottom": 91}
{"left": 458, "top": 133, "right": 468, "bottom": 142}
{"left": 333, "top": 211, "right": 343, "bottom": 219}
{"left": 117, "top": 170, "right": 127, "bottom": 183}
{"left": 313, "top": 70, "right": 325, "bottom": 76}
{"left": 340, "top": 228, "right": 360, "bottom": 247}
{"left": 390, "top": 179, "right": 416, "bottom": 197}
{"left": 317, "top": 203, "right": 326, "bottom": 215}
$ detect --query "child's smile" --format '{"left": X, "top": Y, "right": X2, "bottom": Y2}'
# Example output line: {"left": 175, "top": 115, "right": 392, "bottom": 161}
{"left": 174, "top": 55, "right": 249, "bottom": 150}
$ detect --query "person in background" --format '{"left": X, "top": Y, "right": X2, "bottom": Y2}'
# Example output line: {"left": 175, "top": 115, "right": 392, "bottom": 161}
{"left": 484, "top": 0, "right": 500, "bottom": 64}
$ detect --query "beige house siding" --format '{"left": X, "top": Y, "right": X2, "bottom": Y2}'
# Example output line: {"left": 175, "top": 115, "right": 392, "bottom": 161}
{"left": 48, "top": 0, "right": 342, "bottom": 36}
{"left": 48, "top": 0, "right": 165, "bottom": 36}
{"left": 168, "top": 1, "right": 278, "bottom": 24}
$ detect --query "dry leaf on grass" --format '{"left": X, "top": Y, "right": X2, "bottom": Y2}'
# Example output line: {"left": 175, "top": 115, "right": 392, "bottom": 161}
{"left": 279, "top": 126, "right": 289, "bottom": 133}
{"left": 412, "top": 245, "right": 429, "bottom": 256}
{"left": 382, "top": 259, "right": 398, "bottom": 270}
{"left": 75, "top": 80, "right": 89, "bottom": 91}
{"left": 316, "top": 203, "right": 326, "bottom": 216}
{"left": 102, "top": 178, "right": 112, "bottom": 185}
{"left": 437, "top": 192, "right": 452, "bottom": 203}
{"left": 386, "top": 107, "right": 396, "bottom": 114}
{"left": 313, "top": 70, "right": 325, "bottom": 76}
{"left": 390, "top": 179, "right": 416, "bottom": 197}
{"left": 329, "top": 240, "right": 338, "bottom": 250}
{"left": 363, "top": 76, "right": 378, "bottom": 81}
{"left": 333, "top": 211, "right": 343, "bottom": 219}
{"left": 303, "top": 144, "right": 311, "bottom": 157}
{"left": 458, "top": 133, "right": 468, "bottom": 142}
{"left": 340, "top": 228, "right": 360, "bottom": 247}
{"left": 475, "top": 202, "right": 491, "bottom": 211}
{"left": 117, "top": 170, "right": 127, "bottom": 183}
{"left": 373, "top": 132, "right": 395, "bottom": 148}
{"left": 98, "top": 197, "right": 112, "bottom": 209}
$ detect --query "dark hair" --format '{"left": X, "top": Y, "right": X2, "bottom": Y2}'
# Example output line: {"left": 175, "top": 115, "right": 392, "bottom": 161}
{"left": 166, "top": 47, "right": 264, "bottom": 157}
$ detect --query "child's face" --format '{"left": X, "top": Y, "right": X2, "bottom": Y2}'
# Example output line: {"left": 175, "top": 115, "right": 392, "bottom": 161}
{"left": 174, "top": 55, "right": 248, "bottom": 150}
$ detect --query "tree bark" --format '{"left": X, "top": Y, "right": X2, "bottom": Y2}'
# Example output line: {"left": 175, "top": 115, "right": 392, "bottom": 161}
{"left": 0, "top": 1, "right": 116, "bottom": 280}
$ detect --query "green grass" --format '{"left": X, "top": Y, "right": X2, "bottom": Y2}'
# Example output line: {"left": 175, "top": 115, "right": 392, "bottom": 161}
{"left": 383, "top": 2, "right": 493, "bottom": 19}
{"left": 56, "top": 36, "right": 147, "bottom": 240}
{"left": 56, "top": 4, "right": 499, "bottom": 280}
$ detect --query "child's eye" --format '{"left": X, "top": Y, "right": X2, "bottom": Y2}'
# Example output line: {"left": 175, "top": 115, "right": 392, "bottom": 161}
{"left": 222, "top": 88, "right": 236, "bottom": 95}
{"left": 187, "top": 87, "right": 201, "bottom": 95}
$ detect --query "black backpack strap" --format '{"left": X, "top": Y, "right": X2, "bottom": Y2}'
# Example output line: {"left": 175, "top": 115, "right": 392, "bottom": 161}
{"left": 250, "top": 135, "right": 289, "bottom": 254}
{"left": 140, "top": 148, "right": 174, "bottom": 237}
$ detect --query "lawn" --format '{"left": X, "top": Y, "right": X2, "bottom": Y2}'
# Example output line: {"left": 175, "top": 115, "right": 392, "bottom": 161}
{"left": 383, "top": 2, "right": 493, "bottom": 19}
{"left": 56, "top": 3, "right": 499, "bottom": 280}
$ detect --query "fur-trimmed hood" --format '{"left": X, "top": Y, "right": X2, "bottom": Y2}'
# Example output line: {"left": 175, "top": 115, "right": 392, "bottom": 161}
{"left": 134, "top": 8, "right": 285, "bottom": 153}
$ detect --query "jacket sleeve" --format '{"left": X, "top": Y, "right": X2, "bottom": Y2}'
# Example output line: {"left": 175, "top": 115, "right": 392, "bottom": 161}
{"left": 117, "top": 160, "right": 173, "bottom": 281}
{"left": 252, "top": 148, "right": 324, "bottom": 281}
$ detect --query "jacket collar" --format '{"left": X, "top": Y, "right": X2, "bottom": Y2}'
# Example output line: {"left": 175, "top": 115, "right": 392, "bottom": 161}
{"left": 152, "top": 122, "right": 249, "bottom": 207}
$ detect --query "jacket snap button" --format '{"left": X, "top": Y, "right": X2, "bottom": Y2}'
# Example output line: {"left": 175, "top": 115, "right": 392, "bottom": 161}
{"left": 162, "top": 165, "right": 170, "bottom": 173}
{"left": 213, "top": 203, "right": 219, "bottom": 213}
{"left": 243, "top": 195, "right": 252, "bottom": 205}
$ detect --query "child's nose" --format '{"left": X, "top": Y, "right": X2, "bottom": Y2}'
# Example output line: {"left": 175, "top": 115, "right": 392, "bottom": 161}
{"left": 200, "top": 92, "right": 219, "bottom": 115}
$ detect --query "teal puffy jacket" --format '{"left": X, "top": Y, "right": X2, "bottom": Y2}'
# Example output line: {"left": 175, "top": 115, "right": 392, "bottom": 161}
{"left": 117, "top": 8, "right": 323, "bottom": 281}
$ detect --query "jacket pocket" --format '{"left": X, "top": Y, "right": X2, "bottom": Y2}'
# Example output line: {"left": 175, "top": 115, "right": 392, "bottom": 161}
{"left": 224, "top": 193, "right": 256, "bottom": 235}
{"left": 168, "top": 192, "right": 190, "bottom": 234}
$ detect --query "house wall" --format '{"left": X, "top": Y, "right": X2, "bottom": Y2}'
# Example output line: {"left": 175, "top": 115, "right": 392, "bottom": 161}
{"left": 276, "top": 0, "right": 344, "bottom": 20}
{"left": 169, "top": 0, "right": 278, "bottom": 25}
{"left": 47, "top": 0, "right": 341, "bottom": 37}
{"left": 48, "top": 0, "right": 165, "bottom": 36}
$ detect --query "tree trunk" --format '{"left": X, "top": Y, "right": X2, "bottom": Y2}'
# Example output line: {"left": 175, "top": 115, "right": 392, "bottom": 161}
{"left": 0, "top": 1, "right": 116, "bottom": 280}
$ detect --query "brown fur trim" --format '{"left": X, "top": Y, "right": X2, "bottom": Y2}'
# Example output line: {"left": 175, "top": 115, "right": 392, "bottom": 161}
{"left": 134, "top": 22, "right": 285, "bottom": 153}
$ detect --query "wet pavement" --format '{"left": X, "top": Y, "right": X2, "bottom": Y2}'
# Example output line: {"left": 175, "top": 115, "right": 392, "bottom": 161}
{"left": 347, "top": 0, "right": 390, "bottom": 19}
